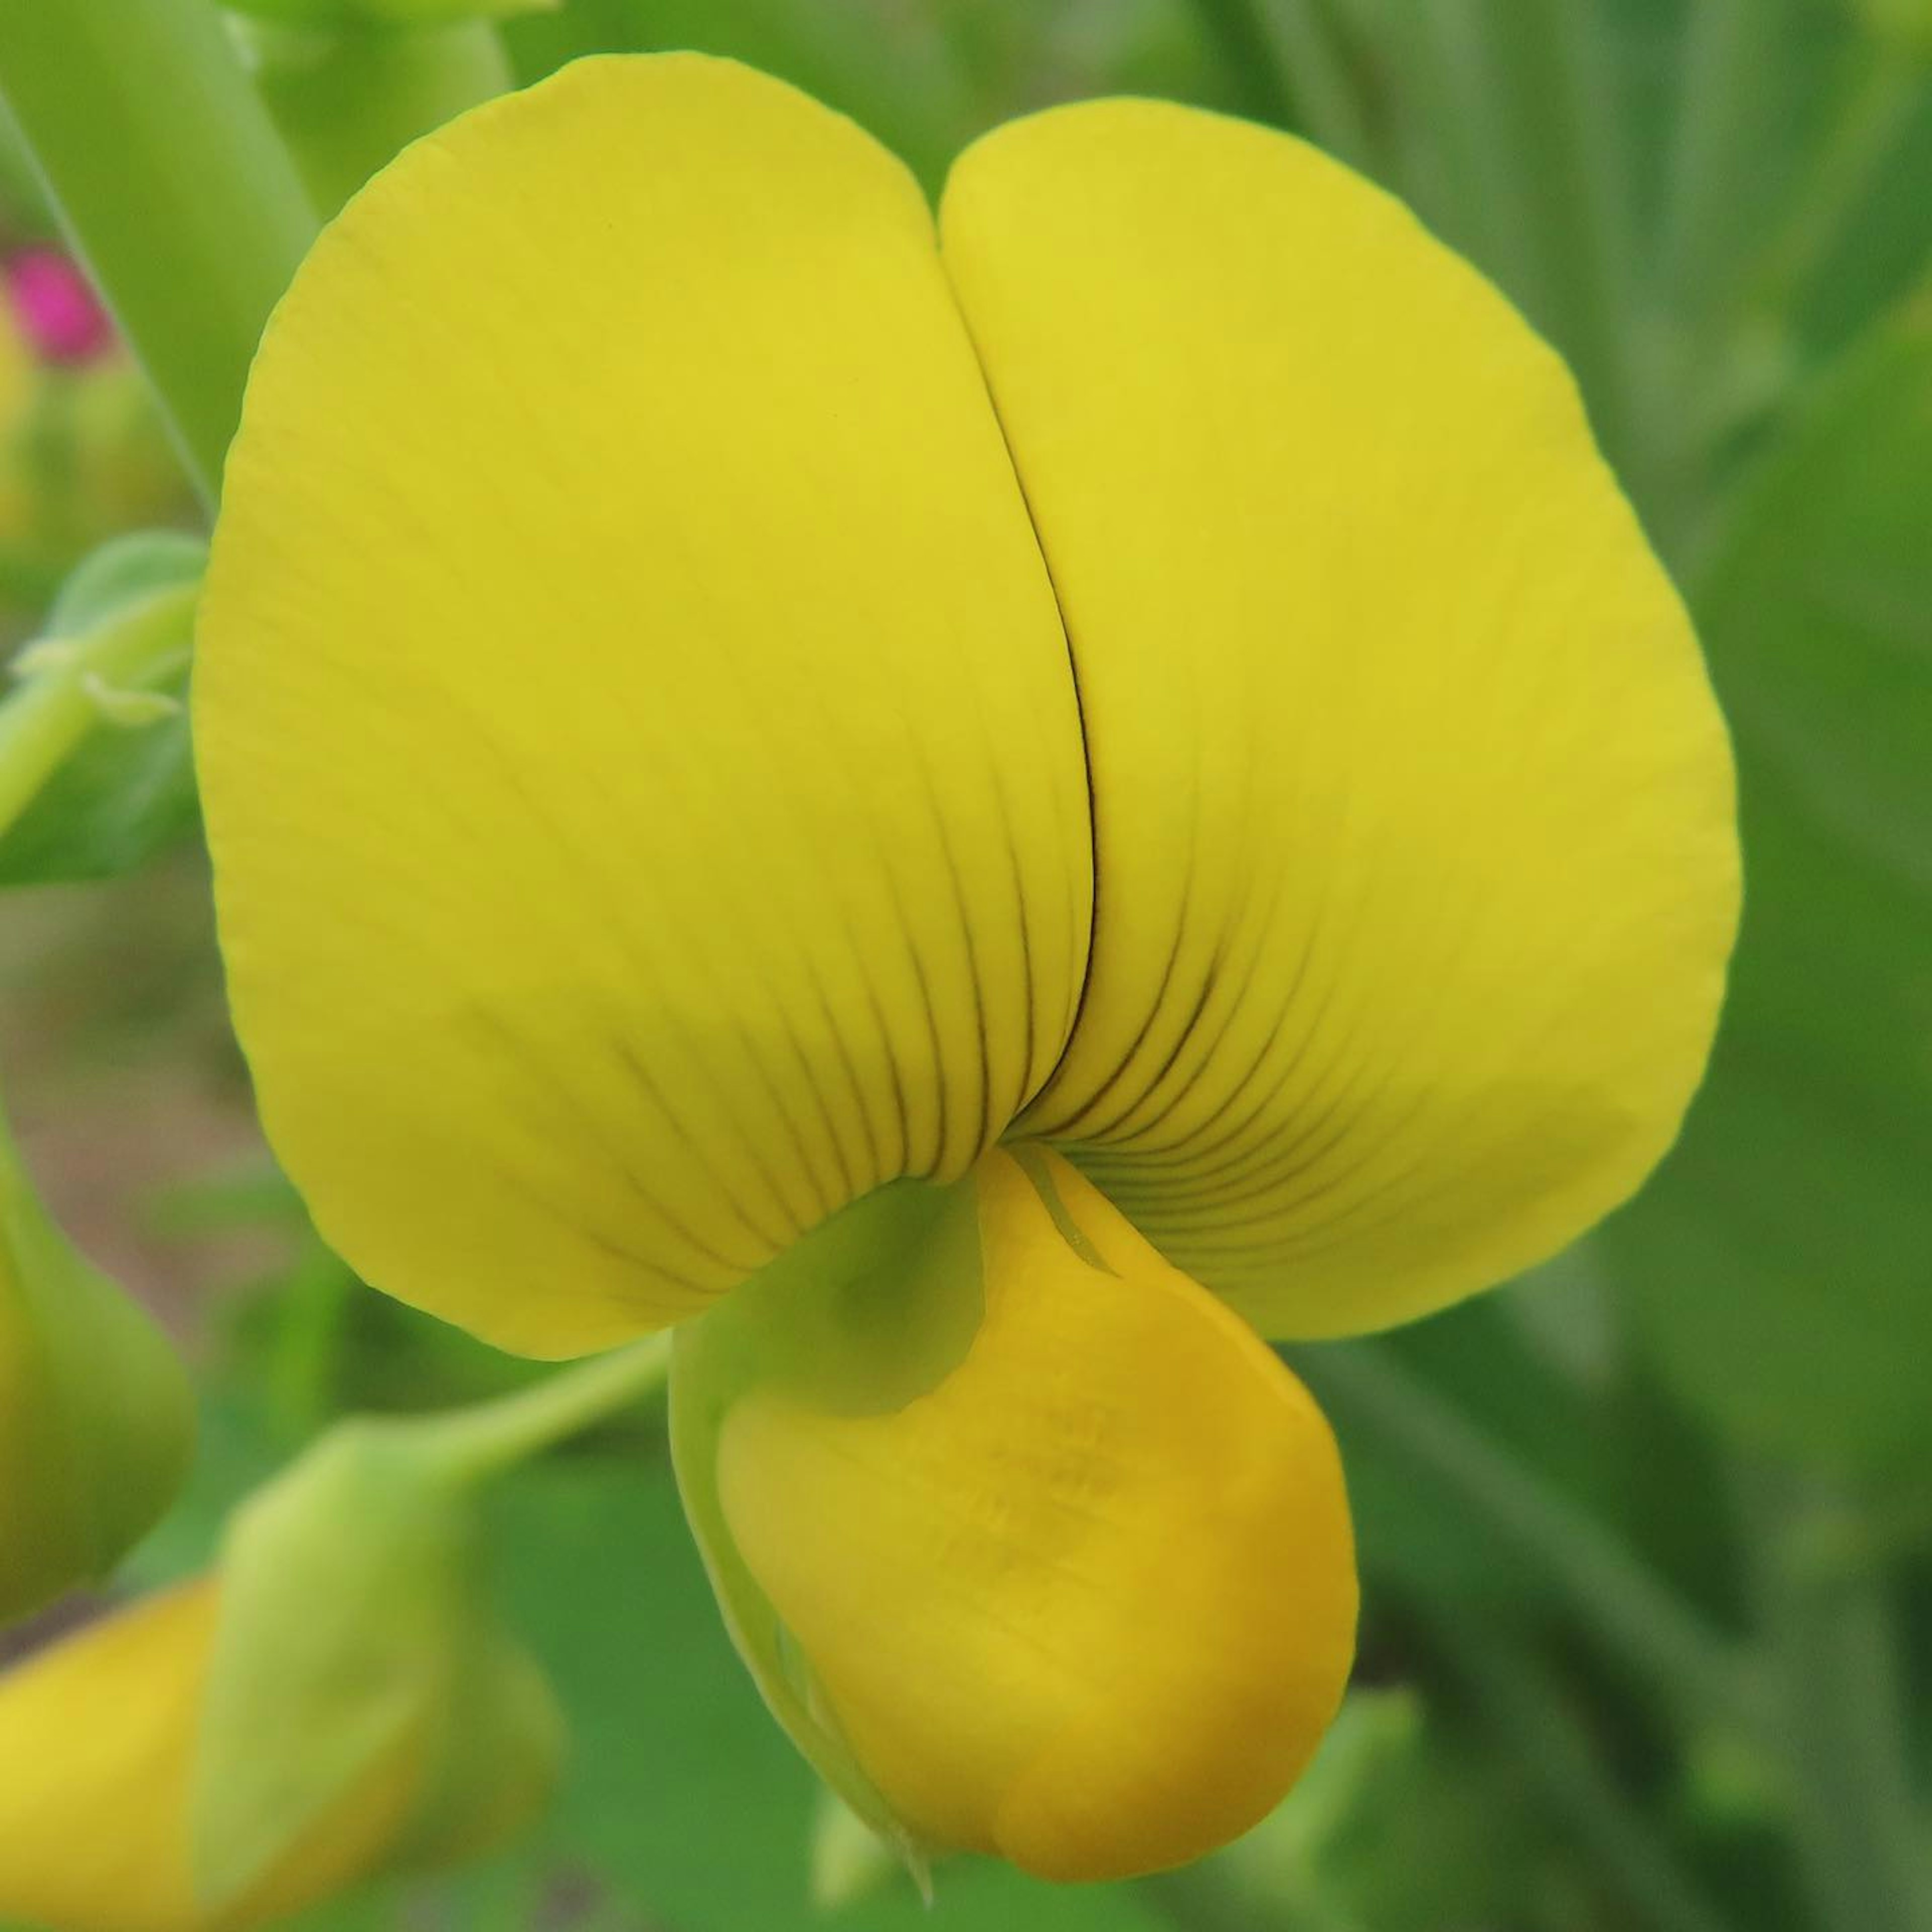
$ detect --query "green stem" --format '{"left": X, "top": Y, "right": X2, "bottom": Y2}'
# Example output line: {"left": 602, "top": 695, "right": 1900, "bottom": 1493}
{"left": 0, "top": 0, "right": 316, "bottom": 507}
{"left": 1740, "top": 1467, "right": 1932, "bottom": 1932}
{"left": 1437, "top": 1628, "right": 1738, "bottom": 1932}
{"left": 414, "top": 1332, "right": 673, "bottom": 1482}
{"left": 1295, "top": 1341, "right": 1766, "bottom": 1734}
{"left": 264, "top": 1238, "right": 357, "bottom": 1437}
{"left": 232, "top": 18, "right": 513, "bottom": 218}
{"left": 0, "top": 583, "right": 197, "bottom": 833}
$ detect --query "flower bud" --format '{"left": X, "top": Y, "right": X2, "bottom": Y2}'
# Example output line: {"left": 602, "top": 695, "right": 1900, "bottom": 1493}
{"left": 0, "top": 1115, "right": 194, "bottom": 1625}
{"left": 0, "top": 1418, "right": 562, "bottom": 1931}
{"left": 192, "top": 1417, "right": 564, "bottom": 1915}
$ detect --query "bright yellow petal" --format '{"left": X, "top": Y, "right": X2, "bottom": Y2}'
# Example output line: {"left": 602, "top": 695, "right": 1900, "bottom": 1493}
{"left": 197, "top": 54, "right": 1090, "bottom": 1356}
{"left": 0, "top": 1581, "right": 420, "bottom": 1932}
{"left": 712, "top": 1148, "right": 1357, "bottom": 1882}
{"left": 942, "top": 102, "right": 1738, "bottom": 1337}
{"left": 0, "top": 1584, "right": 212, "bottom": 1932}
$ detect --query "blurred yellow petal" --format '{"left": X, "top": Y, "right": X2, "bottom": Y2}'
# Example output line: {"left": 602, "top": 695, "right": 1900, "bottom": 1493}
{"left": 0, "top": 1583, "right": 415, "bottom": 1932}
{"left": 0, "top": 1585, "right": 209, "bottom": 1932}
{"left": 942, "top": 103, "right": 1738, "bottom": 1338}
{"left": 713, "top": 1148, "right": 1356, "bottom": 1881}
{"left": 198, "top": 54, "right": 1089, "bottom": 1357}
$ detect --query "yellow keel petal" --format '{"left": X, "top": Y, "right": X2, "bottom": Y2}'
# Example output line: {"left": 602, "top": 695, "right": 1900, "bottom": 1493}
{"left": 714, "top": 1150, "right": 1356, "bottom": 1881}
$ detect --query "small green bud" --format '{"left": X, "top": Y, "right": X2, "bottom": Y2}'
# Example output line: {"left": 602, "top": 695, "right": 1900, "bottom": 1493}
{"left": 0, "top": 1117, "right": 195, "bottom": 1625}
{"left": 192, "top": 1415, "right": 563, "bottom": 1913}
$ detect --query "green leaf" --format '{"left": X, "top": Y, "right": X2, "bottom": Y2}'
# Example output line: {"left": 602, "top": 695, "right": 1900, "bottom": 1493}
{"left": 0, "top": 671, "right": 195, "bottom": 882}
{"left": 231, "top": 19, "right": 515, "bottom": 218}
{"left": 1606, "top": 300, "right": 1932, "bottom": 1475}
{"left": 0, "top": 532, "right": 203, "bottom": 885}
{"left": 1175, "top": 1688, "right": 1541, "bottom": 1932}
{"left": 1700, "top": 301, "right": 1932, "bottom": 887}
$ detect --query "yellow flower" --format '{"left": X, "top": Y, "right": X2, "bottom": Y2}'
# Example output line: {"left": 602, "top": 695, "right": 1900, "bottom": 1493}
{"left": 195, "top": 55, "right": 1738, "bottom": 1881}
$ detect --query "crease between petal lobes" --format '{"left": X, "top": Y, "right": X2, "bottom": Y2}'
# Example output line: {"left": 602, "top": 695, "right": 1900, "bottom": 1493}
{"left": 706, "top": 1149, "right": 1357, "bottom": 1882}
{"left": 0, "top": 1583, "right": 420, "bottom": 1932}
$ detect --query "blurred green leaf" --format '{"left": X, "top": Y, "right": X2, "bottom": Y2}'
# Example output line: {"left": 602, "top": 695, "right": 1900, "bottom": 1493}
{"left": 1607, "top": 298, "right": 1932, "bottom": 1476}
{"left": 0, "top": 531, "right": 203, "bottom": 885}
{"left": 1157, "top": 1686, "right": 1546, "bottom": 1932}
{"left": 1334, "top": 1291, "right": 1628, "bottom": 1607}
{"left": 1699, "top": 296, "right": 1932, "bottom": 885}
{"left": 0, "top": 668, "right": 194, "bottom": 882}
{"left": 1854, "top": 0, "right": 1932, "bottom": 51}
{"left": 224, "top": 0, "right": 556, "bottom": 24}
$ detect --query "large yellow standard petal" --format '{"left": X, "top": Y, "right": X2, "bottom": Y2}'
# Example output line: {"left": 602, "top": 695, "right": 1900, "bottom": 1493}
{"left": 0, "top": 1583, "right": 418, "bottom": 1932}
{"left": 707, "top": 1149, "right": 1356, "bottom": 1882}
{"left": 196, "top": 54, "right": 1090, "bottom": 1357}
{"left": 941, "top": 102, "right": 1739, "bottom": 1337}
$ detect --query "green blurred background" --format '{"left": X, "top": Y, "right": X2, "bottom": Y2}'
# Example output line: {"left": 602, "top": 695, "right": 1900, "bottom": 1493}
{"left": 2, "top": 2, "right": 1930, "bottom": 1929}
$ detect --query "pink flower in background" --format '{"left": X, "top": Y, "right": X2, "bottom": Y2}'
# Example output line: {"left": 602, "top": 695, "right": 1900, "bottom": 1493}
{"left": 5, "top": 247, "right": 113, "bottom": 365}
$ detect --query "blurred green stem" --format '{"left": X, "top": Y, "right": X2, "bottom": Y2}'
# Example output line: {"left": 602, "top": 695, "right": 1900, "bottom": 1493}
{"left": 264, "top": 1238, "right": 357, "bottom": 1437}
{"left": 1744, "top": 46, "right": 1924, "bottom": 331}
{"left": 1741, "top": 1468, "right": 1932, "bottom": 1932}
{"left": 1189, "top": 0, "right": 1378, "bottom": 171}
{"left": 231, "top": 18, "right": 513, "bottom": 218}
{"left": 0, "top": 583, "right": 196, "bottom": 833}
{"left": 1186, "top": 0, "right": 1300, "bottom": 126}
{"left": 0, "top": 0, "right": 316, "bottom": 506}
{"left": 415, "top": 1333, "right": 672, "bottom": 1482}
{"left": 1476, "top": 0, "right": 1641, "bottom": 482}
{"left": 1661, "top": 0, "right": 1760, "bottom": 328}
{"left": 1296, "top": 1342, "right": 1766, "bottom": 1734}
{"left": 1437, "top": 1629, "right": 1737, "bottom": 1932}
